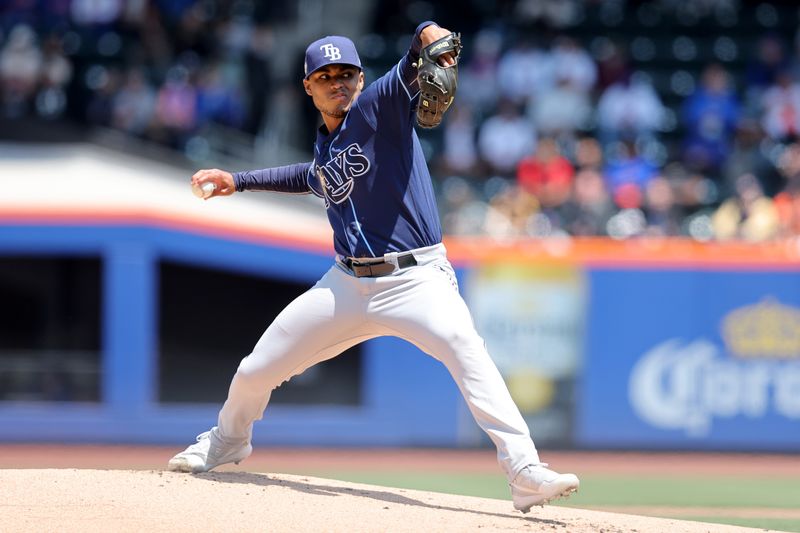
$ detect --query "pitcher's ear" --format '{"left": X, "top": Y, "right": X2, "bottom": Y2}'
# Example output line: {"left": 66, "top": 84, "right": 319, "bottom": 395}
{"left": 303, "top": 79, "right": 312, "bottom": 96}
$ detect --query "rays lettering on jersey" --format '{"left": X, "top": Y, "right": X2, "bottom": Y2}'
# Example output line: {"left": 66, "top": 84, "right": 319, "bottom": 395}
{"left": 316, "top": 143, "right": 370, "bottom": 205}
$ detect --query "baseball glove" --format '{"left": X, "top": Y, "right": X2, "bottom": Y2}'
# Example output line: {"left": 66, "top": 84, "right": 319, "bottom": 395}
{"left": 415, "top": 32, "right": 462, "bottom": 129}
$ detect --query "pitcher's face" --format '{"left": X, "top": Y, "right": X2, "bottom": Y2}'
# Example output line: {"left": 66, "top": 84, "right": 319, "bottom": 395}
{"left": 304, "top": 65, "right": 364, "bottom": 120}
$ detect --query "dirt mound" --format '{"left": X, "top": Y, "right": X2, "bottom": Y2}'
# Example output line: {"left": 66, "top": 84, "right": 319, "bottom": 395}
{"left": 2, "top": 469, "right": 758, "bottom": 532}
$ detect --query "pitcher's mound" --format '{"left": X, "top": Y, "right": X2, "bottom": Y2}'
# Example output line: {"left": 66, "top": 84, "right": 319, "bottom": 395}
{"left": 2, "top": 469, "right": 757, "bottom": 532}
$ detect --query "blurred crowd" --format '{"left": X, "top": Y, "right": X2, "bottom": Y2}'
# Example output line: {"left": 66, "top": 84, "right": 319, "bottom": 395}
{"left": 418, "top": 1, "right": 800, "bottom": 241}
{"left": 0, "top": 0, "right": 288, "bottom": 147}
{"left": 2, "top": 0, "right": 800, "bottom": 241}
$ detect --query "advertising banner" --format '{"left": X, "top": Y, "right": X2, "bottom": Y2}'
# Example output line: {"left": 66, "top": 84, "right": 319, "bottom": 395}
{"left": 467, "top": 263, "right": 585, "bottom": 445}
{"left": 578, "top": 269, "right": 800, "bottom": 450}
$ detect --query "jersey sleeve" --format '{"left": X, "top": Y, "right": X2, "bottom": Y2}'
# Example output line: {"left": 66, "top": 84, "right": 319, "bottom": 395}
{"left": 356, "top": 21, "right": 438, "bottom": 133}
{"left": 233, "top": 162, "right": 314, "bottom": 193}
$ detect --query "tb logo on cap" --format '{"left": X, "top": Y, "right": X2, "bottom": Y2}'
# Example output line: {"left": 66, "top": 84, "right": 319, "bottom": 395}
{"left": 320, "top": 43, "right": 341, "bottom": 61}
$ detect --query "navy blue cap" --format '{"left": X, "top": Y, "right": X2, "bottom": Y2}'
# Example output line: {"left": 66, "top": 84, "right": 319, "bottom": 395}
{"left": 304, "top": 36, "right": 362, "bottom": 79}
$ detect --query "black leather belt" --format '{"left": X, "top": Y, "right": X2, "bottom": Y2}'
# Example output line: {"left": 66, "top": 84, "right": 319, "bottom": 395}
{"left": 342, "top": 252, "right": 418, "bottom": 278}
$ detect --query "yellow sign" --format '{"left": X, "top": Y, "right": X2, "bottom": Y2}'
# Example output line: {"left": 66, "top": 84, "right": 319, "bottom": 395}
{"left": 722, "top": 298, "right": 800, "bottom": 359}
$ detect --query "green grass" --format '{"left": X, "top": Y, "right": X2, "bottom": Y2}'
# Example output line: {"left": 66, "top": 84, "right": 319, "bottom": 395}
{"left": 291, "top": 470, "right": 800, "bottom": 532}
{"left": 682, "top": 517, "right": 800, "bottom": 533}
{"left": 565, "top": 476, "right": 800, "bottom": 509}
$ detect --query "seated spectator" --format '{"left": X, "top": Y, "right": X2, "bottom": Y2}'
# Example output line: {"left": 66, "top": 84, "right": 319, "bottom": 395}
{"left": 112, "top": 68, "right": 156, "bottom": 135}
{"left": 723, "top": 118, "right": 781, "bottom": 197}
{"left": 670, "top": 166, "right": 718, "bottom": 219}
{"left": 643, "top": 176, "right": 682, "bottom": 236}
{"left": 711, "top": 173, "right": 780, "bottom": 241}
{"left": 517, "top": 137, "right": 574, "bottom": 208}
{"left": 477, "top": 98, "right": 537, "bottom": 178}
{"left": 0, "top": 24, "right": 42, "bottom": 117}
{"left": 497, "top": 36, "right": 553, "bottom": 106}
{"left": 596, "top": 71, "right": 665, "bottom": 150}
{"left": 759, "top": 69, "right": 800, "bottom": 142}
{"left": 681, "top": 63, "right": 740, "bottom": 178}
{"left": 559, "top": 168, "right": 615, "bottom": 236}
{"left": 603, "top": 140, "right": 659, "bottom": 209}
{"left": 527, "top": 74, "right": 592, "bottom": 141}
{"left": 152, "top": 64, "right": 198, "bottom": 147}
{"left": 574, "top": 136, "right": 604, "bottom": 171}
{"left": 195, "top": 63, "right": 245, "bottom": 129}
{"left": 550, "top": 36, "right": 596, "bottom": 96}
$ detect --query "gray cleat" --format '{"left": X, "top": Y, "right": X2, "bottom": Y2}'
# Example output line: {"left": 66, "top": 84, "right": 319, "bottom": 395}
{"left": 510, "top": 463, "right": 580, "bottom": 513}
{"left": 167, "top": 427, "right": 252, "bottom": 473}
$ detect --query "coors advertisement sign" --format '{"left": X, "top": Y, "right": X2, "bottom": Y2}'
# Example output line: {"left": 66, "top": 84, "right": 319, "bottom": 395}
{"left": 577, "top": 270, "right": 800, "bottom": 450}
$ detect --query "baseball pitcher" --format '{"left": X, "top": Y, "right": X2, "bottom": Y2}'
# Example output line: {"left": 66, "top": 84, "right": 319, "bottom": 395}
{"left": 168, "top": 21, "right": 579, "bottom": 513}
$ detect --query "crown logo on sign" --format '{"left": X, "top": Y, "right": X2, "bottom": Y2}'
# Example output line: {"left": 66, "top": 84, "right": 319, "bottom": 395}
{"left": 721, "top": 297, "right": 800, "bottom": 359}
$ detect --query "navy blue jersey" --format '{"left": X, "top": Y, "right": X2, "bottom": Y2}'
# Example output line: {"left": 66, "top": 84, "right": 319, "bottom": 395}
{"left": 234, "top": 23, "right": 443, "bottom": 258}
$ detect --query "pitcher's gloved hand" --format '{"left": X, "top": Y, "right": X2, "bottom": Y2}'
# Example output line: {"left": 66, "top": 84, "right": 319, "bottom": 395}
{"left": 415, "top": 32, "right": 462, "bottom": 129}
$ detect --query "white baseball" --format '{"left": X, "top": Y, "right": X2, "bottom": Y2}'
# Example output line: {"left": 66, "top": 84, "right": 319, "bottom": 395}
{"left": 192, "top": 182, "right": 217, "bottom": 199}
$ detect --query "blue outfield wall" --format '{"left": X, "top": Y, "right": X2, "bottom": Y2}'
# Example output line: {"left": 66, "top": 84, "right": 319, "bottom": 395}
{"left": 1, "top": 224, "right": 799, "bottom": 451}
{"left": 0, "top": 224, "right": 462, "bottom": 446}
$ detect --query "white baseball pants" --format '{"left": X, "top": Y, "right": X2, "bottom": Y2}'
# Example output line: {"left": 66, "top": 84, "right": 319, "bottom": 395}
{"left": 216, "top": 243, "right": 540, "bottom": 480}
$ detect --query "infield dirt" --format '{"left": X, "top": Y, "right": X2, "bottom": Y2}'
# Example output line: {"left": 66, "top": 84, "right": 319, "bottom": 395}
{"left": 2, "top": 469, "right": 766, "bottom": 532}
